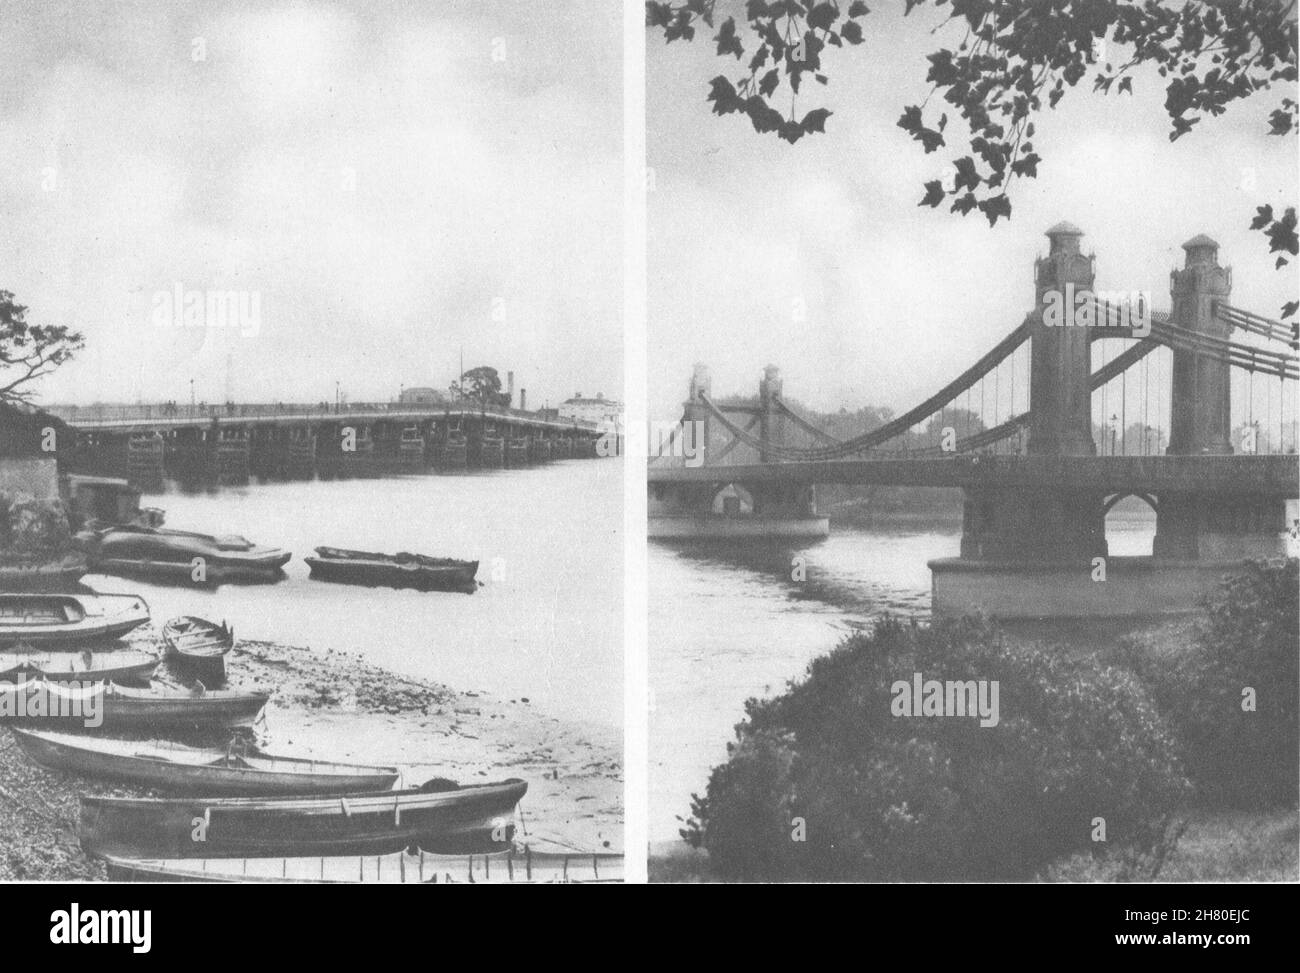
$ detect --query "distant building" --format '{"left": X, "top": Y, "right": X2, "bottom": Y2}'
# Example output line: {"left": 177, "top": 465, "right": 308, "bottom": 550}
{"left": 398, "top": 387, "right": 446, "bottom": 406}
{"left": 558, "top": 392, "right": 622, "bottom": 432}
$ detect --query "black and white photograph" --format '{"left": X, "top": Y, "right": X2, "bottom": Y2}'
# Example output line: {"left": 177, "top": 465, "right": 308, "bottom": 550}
{"left": 1, "top": 0, "right": 623, "bottom": 886}
{"left": 0, "top": 0, "right": 1298, "bottom": 938}
{"left": 646, "top": 0, "right": 1298, "bottom": 886}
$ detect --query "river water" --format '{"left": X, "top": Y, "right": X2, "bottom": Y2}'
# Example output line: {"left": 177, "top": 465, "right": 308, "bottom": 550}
{"left": 82, "top": 460, "right": 623, "bottom": 730}
{"left": 647, "top": 512, "right": 1170, "bottom": 845}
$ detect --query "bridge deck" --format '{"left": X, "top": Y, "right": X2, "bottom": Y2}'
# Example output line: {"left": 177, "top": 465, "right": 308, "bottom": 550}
{"left": 649, "top": 454, "right": 1299, "bottom": 494}
{"left": 47, "top": 406, "right": 598, "bottom": 435}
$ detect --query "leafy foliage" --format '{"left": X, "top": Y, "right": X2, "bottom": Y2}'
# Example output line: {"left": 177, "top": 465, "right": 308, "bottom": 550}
{"left": 1114, "top": 559, "right": 1299, "bottom": 809}
{"left": 648, "top": 1, "right": 1297, "bottom": 306}
{"left": 0, "top": 494, "right": 76, "bottom": 558}
{"left": 1249, "top": 205, "right": 1300, "bottom": 316}
{"left": 0, "top": 291, "right": 84, "bottom": 404}
{"left": 449, "top": 365, "right": 511, "bottom": 408}
{"left": 683, "top": 615, "right": 1189, "bottom": 880}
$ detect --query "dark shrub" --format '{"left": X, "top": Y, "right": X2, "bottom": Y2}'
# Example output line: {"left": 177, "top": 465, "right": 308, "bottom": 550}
{"left": 684, "top": 616, "right": 1189, "bottom": 881}
{"left": 1117, "top": 559, "right": 1298, "bottom": 809}
{"left": 0, "top": 493, "right": 75, "bottom": 557}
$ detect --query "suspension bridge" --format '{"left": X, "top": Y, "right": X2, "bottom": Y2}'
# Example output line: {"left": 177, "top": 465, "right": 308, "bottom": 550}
{"left": 648, "top": 224, "right": 1299, "bottom": 618}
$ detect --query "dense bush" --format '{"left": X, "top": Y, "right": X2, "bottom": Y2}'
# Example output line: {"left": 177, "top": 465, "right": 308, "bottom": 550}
{"left": 0, "top": 493, "right": 75, "bottom": 557}
{"left": 683, "top": 616, "right": 1189, "bottom": 881}
{"left": 1116, "top": 559, "right": 1298, "bottom": 809}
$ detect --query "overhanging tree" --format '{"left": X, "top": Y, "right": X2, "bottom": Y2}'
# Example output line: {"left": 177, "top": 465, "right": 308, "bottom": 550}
{"left": 0, "top": 290, "right": 84, "bottom": 405}
{"left": 648, "top": 0, "right": 1298, "bottom": 317}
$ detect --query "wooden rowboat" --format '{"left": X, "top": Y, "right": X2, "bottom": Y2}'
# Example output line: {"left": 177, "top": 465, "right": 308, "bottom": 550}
{"left": 100, "top": 847, "right": 624, "bottom": 883}
{"left": 304, "top": 547, "right": 478, "bottom": 592}
{"left": 0, "top": 680, "right": 268, "bottom": 730}
{"left": 80, "top": 778, "right": 527, "bottom": 858}
{"left": 162, "top": 616, "right": 233, "bottom": 683}
{"left": 0, "top": 649, "right": 157, "bottom": 684}
{"left": 10, "top": 727, "right": 399, "bottom": 796}
{"left": 0, "top": 593, "right": 149, "bottom": 646}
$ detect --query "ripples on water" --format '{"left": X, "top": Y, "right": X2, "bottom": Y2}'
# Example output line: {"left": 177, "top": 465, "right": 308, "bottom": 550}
{"left": 648, "top": 514, "right": 1165, "bottom": 843}
{"left": 83, "top": 462, "right": 623, "bottom": 729}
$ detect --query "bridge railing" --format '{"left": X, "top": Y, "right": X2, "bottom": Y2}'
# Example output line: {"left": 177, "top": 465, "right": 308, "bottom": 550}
{"left": 40, "top": 401, "right": 599, "bottom": 430}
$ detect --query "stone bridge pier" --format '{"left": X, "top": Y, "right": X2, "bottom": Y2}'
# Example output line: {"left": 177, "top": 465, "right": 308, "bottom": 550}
{"left": 933, "top": 227, "right": 1291, "bottom": 619}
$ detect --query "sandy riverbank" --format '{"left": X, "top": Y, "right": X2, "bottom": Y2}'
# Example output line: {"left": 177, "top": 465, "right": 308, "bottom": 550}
{"left": 0, "top": 632, "right": 622, "bottom": 881}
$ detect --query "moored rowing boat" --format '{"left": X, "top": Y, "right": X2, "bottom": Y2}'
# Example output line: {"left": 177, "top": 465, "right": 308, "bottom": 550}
{"left": 80, "top": 778, "right": 527, "bottom": 858}
{"left": 10, "top": 727, "right": 400, "bottom": 795}
{"left": 99, "top": 847, "right": 623, "bottom": 883}
{"left": 162, "top": 616, "right": 233, "bottom": 683}
{"left": 0, "top": 680, "right": 269, "bottom": 730}
{"left": 0, "top": 650, "right": 157, "bottom": 684}
{"left": 304, "top": 546, "right": 478, "bottom": 592}
{"left": 0, "top": 593, "right": 149, "bottom": 646}
{"left": 82, "top": 525, "right": 290, "bottom": 581}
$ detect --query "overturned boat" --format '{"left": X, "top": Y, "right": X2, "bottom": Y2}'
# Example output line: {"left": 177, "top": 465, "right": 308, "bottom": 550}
{"left": 162, "top": 616, "right": 233, "bottom": 683}
{"left": 80, "top": 778, "right": 527, "bottom": 858}
{"left": 0, "top": 649, "right": 157, "bottom": 684}
{"left": 81, "top": 525, "right": 290, "bottom": 582}
{"left": 304, "top": 546, "right": 478, "bottom": 592}
{"left": 0, "top": 680, "right": 269, "bottom": 730}
{"left": 10, "top": 728, "right": 400, "bottom": 796}
{"left": 99, "top": 847, "right": 623, "bottom": 883}
{"left": 0, "top": 593, "right": 149, "bottom": 646}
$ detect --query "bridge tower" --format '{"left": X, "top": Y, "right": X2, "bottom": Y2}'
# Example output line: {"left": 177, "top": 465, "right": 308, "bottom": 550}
{"left": 954, "top": 222, "right": 1107, "bottom": 563}
{"left": 1166, "top": 234, "right": 1232, "bottom": 455}
{"left": 758, "top": 365, "right": 784, "bottom": 463}
{"left": 1154, "top": 235, "right": 1284, "bottom": 559}
{"left": 1028, "top": 221, "right": 1096, "bottom": 456}
{"left": 684, "top": 362, "right": 712, "bottom": 459}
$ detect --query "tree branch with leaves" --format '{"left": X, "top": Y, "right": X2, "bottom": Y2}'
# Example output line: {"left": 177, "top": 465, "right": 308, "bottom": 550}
{"left": 648, "top": 0, "right": 1298, "bottom": 316}
{"left": 0, "top": 290, "right": 84, "bottom": 405}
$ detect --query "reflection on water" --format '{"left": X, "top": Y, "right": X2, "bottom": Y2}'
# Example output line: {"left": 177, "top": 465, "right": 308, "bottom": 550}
{"left": 83, "top": 462, "right": 623, "bottom": 729}
{"left": 648, "top": 513, "right": 1161, "bottom": 843}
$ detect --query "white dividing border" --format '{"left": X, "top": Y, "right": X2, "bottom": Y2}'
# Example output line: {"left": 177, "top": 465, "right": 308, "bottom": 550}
{"left": 622, "top": 0, "right": 649, "bottom": 885}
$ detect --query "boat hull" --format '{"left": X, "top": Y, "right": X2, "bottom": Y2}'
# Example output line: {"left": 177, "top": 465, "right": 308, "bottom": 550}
{"left": 304, "top": 558, "right": 477, "bottom": 591}
{"left": 101, "top": 849, "right": 623, "bottom": 884}
{"left": 85, "top": 527, "right": 290, "bottom": 582}
{"left": 162, "top": 616, "right": 232, "bottom": 684}
{"left": 0, "top": 594, "right": 150, "bottom": 646}
{"left": 0, "top": 653, "right": 157, "bottom": 684}
{"left": 98, "top": 691, "right": 266, "bottom": 729}
{"left": 80, "top": 780, "right": 528, "bottom": 858}
{"left": 170, "top": 653, "right": 225, "bottom": 683}
{"left": 11, "top": 728, "right": 399, "bottom": 796}
{"left": 0, "top": 682, "right": 269, "bottom": 729}
{"left": 0, "top": 554, "right": 90, "bottom": 590}
{"left": 90, "top": 558, "right": 288, "bottom": 584}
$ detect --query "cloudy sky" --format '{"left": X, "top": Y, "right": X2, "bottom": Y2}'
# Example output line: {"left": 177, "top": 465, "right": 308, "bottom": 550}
{"left": 647, "top": 5, "right": 1297, "bottom": 419}
{"left": 1, "top": 0, "right": 622, "bottom": 409}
